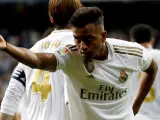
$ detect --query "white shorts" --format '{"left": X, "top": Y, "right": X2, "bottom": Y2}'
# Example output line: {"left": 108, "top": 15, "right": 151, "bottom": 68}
{"left": 134, "top": 114, "right": 152, "bottom": 120}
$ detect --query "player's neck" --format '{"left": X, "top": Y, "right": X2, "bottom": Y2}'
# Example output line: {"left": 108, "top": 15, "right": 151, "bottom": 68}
{"left": 54, "top": 25, "right": 70, "bottom": 30}
{"left": 141, "top": 43, "right": 153, "bottom": 49}
{"left": 94, "top": 42, "right": 108, "bottom": 60}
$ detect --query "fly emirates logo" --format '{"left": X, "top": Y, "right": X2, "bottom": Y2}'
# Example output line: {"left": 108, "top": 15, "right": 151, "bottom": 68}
{"left": 80, "top": 85, "right": 128, "bottom": 101}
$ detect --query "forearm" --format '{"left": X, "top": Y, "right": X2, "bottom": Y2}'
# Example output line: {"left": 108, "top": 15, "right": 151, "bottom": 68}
{"left": 5, "top": 43, "right": 41, "bottom": 69}
{"left": 0, "top": 113, "right": 13, "bottom": 120}
{"left": 133, "top": 59, "right": 158, "bottom": 114}
{"left": 4, "top": 43, "right": 56, "bottom": 71}
{"left": 133, "top": 73, "right": 154, "bottom": 107}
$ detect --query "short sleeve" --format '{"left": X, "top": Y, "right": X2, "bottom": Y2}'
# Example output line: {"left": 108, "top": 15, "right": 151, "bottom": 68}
{"left": 1, "top": 63, "right": 26, "bottom": 115}
{"left": 138, "top": 45, "right": 153, "bottom": 71}
{"left": 11, "top": 63, "right": 26, "bottom": 87}
{"left": 53, "top": 47, "right": 72, "bottom": 70}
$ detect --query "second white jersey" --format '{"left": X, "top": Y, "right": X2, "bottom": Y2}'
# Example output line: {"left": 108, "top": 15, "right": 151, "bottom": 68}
{"left": 5, "top": 30, "right": 74, "bottom": 120}
{"left": 53, "top": 38, "right": 152, "bottom": 120}
{"left": 132, "top": 48, "right": 160, "bottom": 120}
{"left": 25, "top": 30, "right": 74, "bottom": 120}
{"left": 17, "top": 95, "right": 27, "bottom": 120}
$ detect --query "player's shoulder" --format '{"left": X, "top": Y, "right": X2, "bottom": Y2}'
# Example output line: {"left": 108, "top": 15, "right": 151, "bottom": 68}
{"left": 150, "top": 49, "right": 160, "bottom": 55}
{"left": 57, "top": 45, "right": 78, "bottom": 53}
{"left": 30, "top": 38, "right": 44, "bottom": 52}
{"left": 107, "top": 38, "right": 142, "bottom": 49}
{"left": 54, "top": 45, "right": 78, "bottom": 59}
{"left": 66, "top": 44, "right": 78, "bottom": 51}
{"left": 32, "top": 30, "right": 74, "bottom": 51}
{"left": 49, "top": 30, "right": 73, "bottom": 40}
{"left": 150, "top": 49, "right": 160, "bottom": 62}
{"left": 43, "top": 30, "right": 74, "bottom": 45}
{"left": 107, "top": 38, "right": 144, "bottom": 58}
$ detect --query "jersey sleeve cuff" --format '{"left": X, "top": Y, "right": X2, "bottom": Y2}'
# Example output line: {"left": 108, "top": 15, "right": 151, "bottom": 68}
{"left": 1, "top": 108, "right": 15, "bottom": 116}
{"left": 142, "top": 57, "right": 153, "bottom": 71}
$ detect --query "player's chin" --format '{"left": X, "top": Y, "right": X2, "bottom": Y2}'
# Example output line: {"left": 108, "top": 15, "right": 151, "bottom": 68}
{"left": 82, "top": 54, "right": 93, "bottom": 60}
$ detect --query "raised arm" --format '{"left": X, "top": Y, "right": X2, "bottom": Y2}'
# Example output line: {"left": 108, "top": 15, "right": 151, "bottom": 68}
{"left": 0, "top": 35, "right": 57, "bottom": 72}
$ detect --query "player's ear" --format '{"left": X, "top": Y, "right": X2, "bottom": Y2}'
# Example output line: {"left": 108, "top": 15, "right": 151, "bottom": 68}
{"left": 102, "top": 31, "right": 107, "bottom": 43}
{"left": 49, "top": 16, "right": 54, "bottom": 24}
{"left": 150, "top": 39, "right": 155, "bottom": 47}
{"left": 68, "top": 24, "right": 72, "bottom": 29}
{"left": 49, "top": 12, "right": 54, "bottom": 24}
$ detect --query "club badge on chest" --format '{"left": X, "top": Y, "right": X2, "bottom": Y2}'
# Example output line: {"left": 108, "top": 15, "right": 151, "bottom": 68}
{"left": 119, "top": 70, "right": 128, "bottom": 83}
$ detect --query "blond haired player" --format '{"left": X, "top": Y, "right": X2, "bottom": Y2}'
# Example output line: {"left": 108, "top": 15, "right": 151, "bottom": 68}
{"left": 130, "top": 24, "right": 160, "bottom": 120}
{"left": 0, "top": 0, "right": 82, "bottom": 120}
{"left": 0, "top": 7, "right": 158, "bottom": 120}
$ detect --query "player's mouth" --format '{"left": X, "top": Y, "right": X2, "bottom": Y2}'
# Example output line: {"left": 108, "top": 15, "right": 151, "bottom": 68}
{"left": 81, "top": 52, "right": 87, "bottom": 56}
{"left": 80, "top": 50, "right": 88, "bottom": 56}
{"left": 80, "top": 51, "right": 92, "bottom": 59}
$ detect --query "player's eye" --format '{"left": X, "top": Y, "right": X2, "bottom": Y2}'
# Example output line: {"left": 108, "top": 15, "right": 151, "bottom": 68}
{"left": 88, "top": 37, "right": 93, "bottom": 41}
{"left": 84, "top": 36, "right": 94, "bottom": 41}
{"left": 74, "top": 36, "right": 79, "bottom": 40}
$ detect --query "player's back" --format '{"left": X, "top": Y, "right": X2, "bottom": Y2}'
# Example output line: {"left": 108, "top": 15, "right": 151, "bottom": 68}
{"left": 132, "top": 48, "right": 160, "bottom": 120}
{"left": 24, "top": 29, "right": 74, "bottom": 120}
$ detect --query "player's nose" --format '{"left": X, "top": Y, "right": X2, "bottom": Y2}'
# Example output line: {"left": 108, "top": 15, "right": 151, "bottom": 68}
{"left": 80, "top": 41, "right": 88, "bottom": 50}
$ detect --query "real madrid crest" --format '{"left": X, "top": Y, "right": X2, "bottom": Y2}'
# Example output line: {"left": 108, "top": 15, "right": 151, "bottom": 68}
{"left": 119, "top": 70, "right": 128, "bottom": 83}
{"left": 84, "top": 59, "right": 95, "bottom": 73}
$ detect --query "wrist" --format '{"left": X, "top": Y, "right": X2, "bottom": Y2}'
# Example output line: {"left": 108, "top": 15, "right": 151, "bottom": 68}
{"left": 3, "top": 41, "right": 8, "bottom": 52}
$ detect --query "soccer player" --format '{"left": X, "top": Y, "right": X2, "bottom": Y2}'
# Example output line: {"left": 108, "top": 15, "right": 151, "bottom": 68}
{"left": 0, "top": 7, "right": 158, "bottom": 120}
{"left": 0, "top": 0, "right": 82, "bottom": 120}
{"left": 130, "top": 24, "right": 160, "bottom": 120}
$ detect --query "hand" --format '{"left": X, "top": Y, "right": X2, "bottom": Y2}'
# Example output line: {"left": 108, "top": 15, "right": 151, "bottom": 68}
{"left": 132, "top": 105, "right": 139, "bottom": 116}
{"left": 0, "top": 35, "right": 7, "bottom": 50}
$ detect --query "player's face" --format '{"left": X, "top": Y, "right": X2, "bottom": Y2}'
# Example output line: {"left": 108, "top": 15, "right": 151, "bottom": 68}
{"left": 72, "top": 23, "right": 106, "bottom": 60}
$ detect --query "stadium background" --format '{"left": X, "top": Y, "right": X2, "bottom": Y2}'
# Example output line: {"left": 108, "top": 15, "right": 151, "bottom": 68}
{"left": 0, "top": 0, "right": 160, "bottom": 105}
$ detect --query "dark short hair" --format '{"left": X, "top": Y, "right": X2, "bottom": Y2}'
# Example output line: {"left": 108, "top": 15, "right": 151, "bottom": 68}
{"left": 130, "top": 24, "right": 154, "bottom": 43}
{"left": 48, "top": 0, "right": 82, "bottom": 26}
{"left": 69, "top": 7, "right": 104, "bottom": 28}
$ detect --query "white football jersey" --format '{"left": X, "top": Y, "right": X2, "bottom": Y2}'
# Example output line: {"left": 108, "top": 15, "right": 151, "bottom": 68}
{"left": 17, "top": 95, "right": 27, "bottom": 120}
{"left": 132, "top": 48, "right": 160, "bottom": 120}
{"left": 25, "top": 30, "right": 74, "bottom": 120}
{"left": 1, "top": 30, "right": 74, "bottom": 120}
{"left": 52, "top": 38, "right": 152, "bottom": 120}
